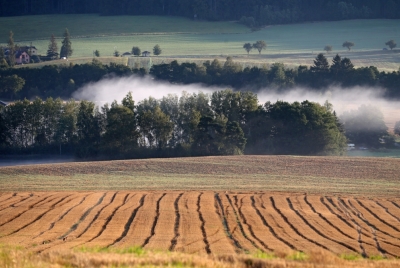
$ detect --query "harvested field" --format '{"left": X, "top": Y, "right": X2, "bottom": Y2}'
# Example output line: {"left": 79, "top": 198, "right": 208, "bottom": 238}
{"left": 0, "top": 155, "right": 400, "bottom": 196}
{"left": 0, "top": 191, "right": 399, "bottom": 259}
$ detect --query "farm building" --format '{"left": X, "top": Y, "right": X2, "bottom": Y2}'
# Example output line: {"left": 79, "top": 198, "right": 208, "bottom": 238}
{"left": 15, "top": 51, "right": 30, "bottom": 64}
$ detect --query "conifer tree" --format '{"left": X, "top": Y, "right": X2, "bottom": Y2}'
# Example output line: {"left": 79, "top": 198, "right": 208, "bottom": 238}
{"left": 7, "top": 31, "right": 16, "bottom": 66}
{"left": 47, "top": 34, "right": 59, "bottom": 60}
{"left": 60, "top": 28, "right": 73, "bottom": 58}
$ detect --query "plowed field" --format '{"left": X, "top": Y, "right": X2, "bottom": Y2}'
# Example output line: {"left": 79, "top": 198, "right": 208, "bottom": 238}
{"left": 0, "top": 191, "right": 399, "bottom": 258}
{"left": 1, "top": 155, "right": 399, "bottom": 259}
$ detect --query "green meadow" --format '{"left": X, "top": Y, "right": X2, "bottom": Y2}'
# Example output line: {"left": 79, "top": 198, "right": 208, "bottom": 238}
{"left": 1, "top": 15, "right": 399, "bottom": 70}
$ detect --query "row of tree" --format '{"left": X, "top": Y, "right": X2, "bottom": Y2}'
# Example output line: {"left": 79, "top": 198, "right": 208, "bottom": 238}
{"left": 1, "top": 0, "right": 399, "bottom": 25}
{"left": 1, "top": 54, "right": 400, "bottom": 100}
{"left": 0, "top": 90, "right": 350, "bottom": 158}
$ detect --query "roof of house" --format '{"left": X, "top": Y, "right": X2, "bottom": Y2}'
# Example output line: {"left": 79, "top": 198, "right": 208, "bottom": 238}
{"left": 0, "top": 100, "right": 8, "bottom": 106}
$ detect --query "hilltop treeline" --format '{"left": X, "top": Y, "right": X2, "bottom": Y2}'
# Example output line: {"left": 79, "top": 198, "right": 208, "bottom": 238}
{"left": 1, "top": 55, "right": 400, "bottom": 101}
{"left": 0, "top": 90, "right": 347, "bottom": 158}
{"left": 1, "top": 0, "right": 399, "bottom": 25}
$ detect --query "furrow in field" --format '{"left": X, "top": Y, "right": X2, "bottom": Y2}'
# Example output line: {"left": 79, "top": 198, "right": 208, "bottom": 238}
{"left": 0, "top": 193, "right": 53, "bottom": 227}
{"left": 292, "top": 195, "right": 361, "bottom": 255}
{"left": 0, "top": 193, "right": 76, "bottom": 244}
{"left": 86, "top": 193, "right": 129, "bottom": 242}
{"left": 169, "top": 193, "right": 183, "bottom": 251}
{"left": 32, "top": 194, "right": 90, "bottom": 240}
{"left": 141, "top": 193, "right": 166, "bottom": 247}
{"left": 0, "top": 193, "right": 15, "bottom": 203}
{"left": 343, "top": 198, "right": 400, "bottom": 241}
{"left": 374, "top": 200, "right": 400, "bottom": 222}
{"left": 309, "top": 196, "right": 379, "bottom": 257}
{"left": 214, "top": 193, "right": 243, "bottom": 253}
{"left": 355, "top": 199, "right": 400, "bottom": 233}
{"left": 30, "top": 192, "right": 106, "bottom": 251}
{"left": 240, "top": 195, "right": 290, "bottom": 252}
{"left": 117, "top": 192, "right": 165, "bottom": 248}
{"left": 259, "top": 195, "right": 330, "bottom": 253}
{"left": 220, "top": 193, "right": 260, "bottom": 253}
{"left": 0, "top": 193, "right": 72, "bottom": 244}
{"left": 287, "top": 196, "right": 360, "bottom": 254}
{"left": 55, "top": 192, "right": 132, "bottom": 252}
{"left": 199, "top": 192, "right": 236, "bottom": 255}
{"left": 271, "top": 195, "right": 336, "bottom": 253}
{"left": 250, "top": 196, "right": 298, "bottom": 250}
{"left": 175, "top": 192, "right": 207, "bottom": 254}
{"left": 0, "top": 193, "right": 32, "bottom": 211}
{"left": 391, "top": 201, "right": 400, "bottom": 210}
{"left": 107, "top": 194, "right": 146, "bottom": 247}
{"left": 145, "top": 192, "right": 180, "bottom": 251}
{"left": 335, "top": 197, "right": 399, "bottom": 258}
{"left": 230, "top": 195, "right": 272, "bottom": 252}
{"left": 197, "top": 192, "right": 211, "bottom": 254}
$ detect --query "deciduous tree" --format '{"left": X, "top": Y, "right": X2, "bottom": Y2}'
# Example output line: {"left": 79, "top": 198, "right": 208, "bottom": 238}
{"left": 253, "top": 40, "right": 267, "bottom": 54}
{"left": 131, "top": 46, "right": 141, "bottom": 56}
{"left": 342, "top": 41, "right": 355, "bottom": 51}
{"left": 324, "top": 45, "right": 332, "bottom": 54}
{"left": 243, "top": 43, "right": 253, "bottom": 55}
{"left": 153, "top": 44, "right": 162, "bottom": 56}
{"left": 385, "top": 40, "right": 397, "bottom": 50}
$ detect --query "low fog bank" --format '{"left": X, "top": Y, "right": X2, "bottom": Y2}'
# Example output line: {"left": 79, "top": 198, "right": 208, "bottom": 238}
{"left": 73, "top": 76, "right": 400, "bottom": 131}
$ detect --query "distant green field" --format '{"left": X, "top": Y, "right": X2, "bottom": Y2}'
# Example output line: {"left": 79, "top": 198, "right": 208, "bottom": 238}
{"left": 1, "top": 15, "right": 399, "bottom": 70}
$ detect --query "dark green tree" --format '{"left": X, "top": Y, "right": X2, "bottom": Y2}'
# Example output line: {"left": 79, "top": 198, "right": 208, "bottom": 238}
{"left": 253, "top": 40, "right": 267, "bottom": 54}
{"left": 153, "top": 44, "right": 162, "bottom": 56}
{"left": 0, "top": 48, "right": 8, "bottom": 68}
{"left": 0, "top": 75, "right": 25, "bottom": 99}
{"left": 94, "top": 50, "right": 100, "bottom": 57}
{"left": 385, "top": 40, "right": 397, "bottom": 50}
{"left": 131, "top": 46, "right": 141, "bottom": 56}
{"left": 243, "top": 43, "right": 253, "bottom": 55}
{"left": 342, "top": 41, "right": 355, "bottom": 51}
{"left": 113, "top": 50, "right": 120, "bottom": 57}
{"left": 60, "top": 28, "right": 73, "bottom": 58}
{"left": 310, "top": 53, "right": 329, "bottom": 73}
{"left": 47, "top": 34, "right": 59, "bottom": 60}
{"left": 7, "top": 31, "right": 16, "bottom": 67}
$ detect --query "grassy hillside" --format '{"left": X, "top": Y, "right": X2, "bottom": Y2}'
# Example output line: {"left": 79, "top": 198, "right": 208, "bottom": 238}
{"left": 0, "top": 155, "right": 399, "bottom": 196}
{"left": 1, "top": 15, "right": 399, "bottom": 70}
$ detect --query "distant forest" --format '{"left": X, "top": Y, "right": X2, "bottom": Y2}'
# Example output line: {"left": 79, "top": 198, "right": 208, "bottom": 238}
{"left": 1, "top": 0, "right": 399, "bottom": 25}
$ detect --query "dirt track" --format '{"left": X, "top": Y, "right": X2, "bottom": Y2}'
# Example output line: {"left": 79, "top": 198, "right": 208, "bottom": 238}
{"left": 0, "top": 191, "right": 399, "bottom": 257}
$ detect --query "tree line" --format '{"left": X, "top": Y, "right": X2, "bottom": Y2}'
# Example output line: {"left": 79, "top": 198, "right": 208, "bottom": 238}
{"left": 1, "top": 0, "right": 399, "bottom": 26}
{"left": 0, "top": 90, "right": 348, "bottom": 158}
{"left": 1, "top": 54, "right": 400, "bottom": 101}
